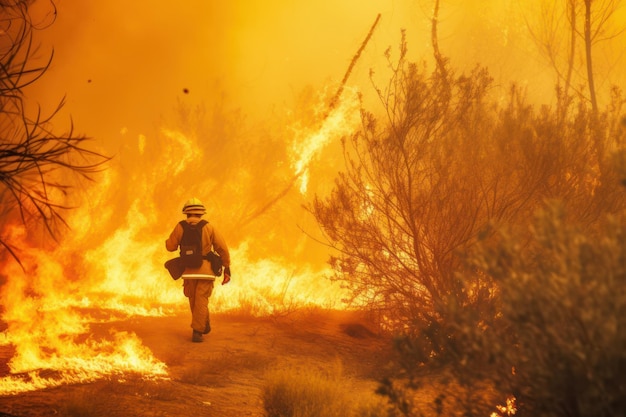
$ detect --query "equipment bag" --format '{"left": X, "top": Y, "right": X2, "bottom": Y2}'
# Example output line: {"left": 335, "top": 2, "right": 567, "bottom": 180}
{"left": 179, "top": 220, "right": 207, "bottom": 268}
{"left": 164, "top": 257, "right": 184, "bottom": 280}
{"left": 206, "top": 251, "right": 223, "bottom": 276}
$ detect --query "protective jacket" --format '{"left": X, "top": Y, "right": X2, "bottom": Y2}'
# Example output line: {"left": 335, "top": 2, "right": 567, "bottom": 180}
{"left": 165, "top": 216, "right": 230, "bottom": 279}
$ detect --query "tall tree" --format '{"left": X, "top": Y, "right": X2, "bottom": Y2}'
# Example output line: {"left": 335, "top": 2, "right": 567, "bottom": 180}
{"left": 584, "top": 0, "right": 598, "bottom": 114}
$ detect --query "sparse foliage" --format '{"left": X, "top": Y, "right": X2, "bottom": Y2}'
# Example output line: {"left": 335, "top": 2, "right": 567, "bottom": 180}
{"left": 0, "top": 1, "right": 109, "bottom": 266}
{"left": 312, "top": 34, "right": 495, "bottom": 331}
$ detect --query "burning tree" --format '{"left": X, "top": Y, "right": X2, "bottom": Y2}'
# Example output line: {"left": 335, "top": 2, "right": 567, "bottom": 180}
{"left": 0, "top": 1, "right": 108, "bottom": 266}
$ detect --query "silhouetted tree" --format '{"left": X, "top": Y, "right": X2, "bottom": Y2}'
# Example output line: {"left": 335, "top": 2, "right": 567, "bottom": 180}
{"left": 0, "top": 1, "right": 109, "bottom": 267}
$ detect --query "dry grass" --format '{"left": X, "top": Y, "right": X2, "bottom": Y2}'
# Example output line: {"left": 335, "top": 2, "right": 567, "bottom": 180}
{"left": 60, "top": 390, "right": 99, "bottom": 417}
{"left": 218, "top": 292, "right": 308, "bottom": 320}
{"left": 57, "top": 377, "right": 180, "bottom": 416}
{"left": 262, "top": 359, "right": 387, "bottom": 417}
{"left": 178, "top": 350, "right": 267, "bottom": 385}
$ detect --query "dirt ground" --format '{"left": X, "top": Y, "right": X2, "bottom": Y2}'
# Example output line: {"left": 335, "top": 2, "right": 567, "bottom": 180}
{"left": 0, "top": 309, "right": 393, "bottom": 417}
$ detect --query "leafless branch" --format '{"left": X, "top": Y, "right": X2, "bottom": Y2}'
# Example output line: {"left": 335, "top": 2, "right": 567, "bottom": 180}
{"left": 0, "top": 1, "right": 110, "bottom": 268}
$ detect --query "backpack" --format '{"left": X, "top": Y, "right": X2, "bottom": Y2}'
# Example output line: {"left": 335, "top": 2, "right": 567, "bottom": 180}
{"left": 179, "top": 220, "right": 207, "bottom": 268}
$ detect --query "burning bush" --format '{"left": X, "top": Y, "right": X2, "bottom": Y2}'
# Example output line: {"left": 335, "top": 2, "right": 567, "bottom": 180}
{"left": 310, "top": 32, "right": 625, "bottom": 334}
{"left": 311, "top": 31, "right": 626, "bottom": 416}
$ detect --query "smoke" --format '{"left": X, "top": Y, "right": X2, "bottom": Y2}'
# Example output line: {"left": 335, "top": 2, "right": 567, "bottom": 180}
{"left": 27, "top": 1, "right": 411, "bottom": 144}
{"left": 28, "top": 0, "right": 626, "bottom": 140}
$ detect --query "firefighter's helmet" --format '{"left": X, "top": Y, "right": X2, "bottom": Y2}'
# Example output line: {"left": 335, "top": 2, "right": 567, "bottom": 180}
{"left": 182, "top": 197, "right": 206, "bottom": 215}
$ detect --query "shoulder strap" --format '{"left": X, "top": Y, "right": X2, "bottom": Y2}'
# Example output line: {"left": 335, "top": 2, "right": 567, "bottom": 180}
{"left": 179, "top": 220, "right": 207, "bottom": 229}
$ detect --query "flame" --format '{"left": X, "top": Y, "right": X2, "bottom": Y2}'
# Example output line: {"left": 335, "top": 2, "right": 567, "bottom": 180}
{"left": 0, "top": 216, "right": 344, "bottom": 395}
{"left": 290, "top": 86, "right": 361, "bottom": 194}
{"left": 0, "top": 223, "right": 169, "bottom": 395}
{"left": 0, "top": 117, "right": 350, "bottom": 395}
{"left": 1, "top": 329, "right": 167, "bottom": 394}
{"left": 210, "top": 241, "right": 345, "bottom": 314}
{"left": 491, "top": 396, "right": 517, "bottom": 417}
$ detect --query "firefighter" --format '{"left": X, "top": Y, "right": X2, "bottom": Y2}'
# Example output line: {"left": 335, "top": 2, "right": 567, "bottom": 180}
{"left": 165, "top": 197, "right": 231, "bottom": 343}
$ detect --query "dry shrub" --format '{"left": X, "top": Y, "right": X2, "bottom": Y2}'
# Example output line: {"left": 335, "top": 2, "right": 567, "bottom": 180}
{"left": 383, "top": 204, "right": 626, "bottom": 417}
{"left": 311, "top": 33, "right": 625, "bottom": 336}
{"left": 468, "top": 204, "right": 626, "bottom": 416}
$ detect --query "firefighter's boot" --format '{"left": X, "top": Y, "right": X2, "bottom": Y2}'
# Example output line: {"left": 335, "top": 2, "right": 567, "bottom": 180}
{"left": 192, "top": 330, "right": 203, "bottom": 343}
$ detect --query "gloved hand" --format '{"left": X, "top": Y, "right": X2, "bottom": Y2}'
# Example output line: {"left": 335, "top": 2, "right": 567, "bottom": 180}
{"left": 222, "top": 266, "right": 231, "bottom": 285}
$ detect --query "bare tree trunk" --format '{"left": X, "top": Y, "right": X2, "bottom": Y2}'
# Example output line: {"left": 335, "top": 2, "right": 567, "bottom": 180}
{"left": 584, "top": 0, "right": 598, "bottom": 115}
{"left": 431, "top": 0, "right": 446, "bottom": 75}
{"left": 557, "top": 0, "right": 578, "bottom": 122}
{"left": 565, "top": 0, "right": 576, "bottom": 100}
{"left": 431, "top": 0, "right": 451, "bottom": 103}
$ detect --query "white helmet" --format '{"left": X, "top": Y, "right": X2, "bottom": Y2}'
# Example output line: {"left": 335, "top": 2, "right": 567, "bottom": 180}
{"left": 182, "top": 197, "right": 206, "bottom": 215}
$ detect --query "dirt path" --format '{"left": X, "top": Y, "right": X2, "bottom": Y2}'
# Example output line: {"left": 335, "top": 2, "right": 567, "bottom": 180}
{"left": 0, "top": 309, "right": 391, "bottom": 417}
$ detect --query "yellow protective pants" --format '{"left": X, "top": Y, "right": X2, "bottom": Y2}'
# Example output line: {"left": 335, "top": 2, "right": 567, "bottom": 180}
{"left": 183, "top": 279, "right": 215, "bottom": 333}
